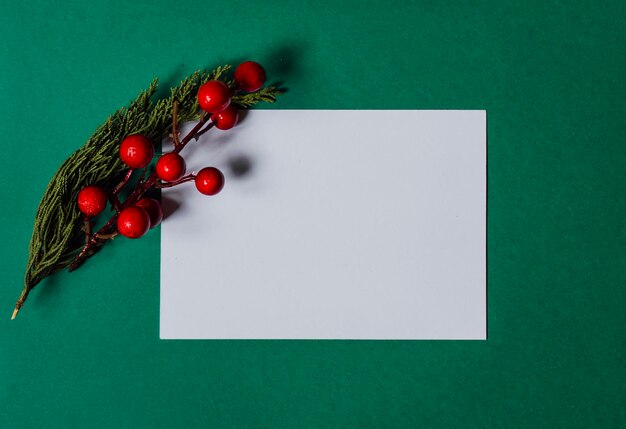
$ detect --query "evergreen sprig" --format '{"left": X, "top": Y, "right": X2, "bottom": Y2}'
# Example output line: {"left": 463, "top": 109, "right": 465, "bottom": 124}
{"left": 233, "top": 86, "right": 281, "bottom": 107}
{"left": 15, "top": 65, "right": 282, "bottom": 319}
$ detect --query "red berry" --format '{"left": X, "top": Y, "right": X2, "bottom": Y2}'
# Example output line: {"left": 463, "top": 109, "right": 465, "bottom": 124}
{"left": 77, "top": 185, "right": 108, "bottom": 217}
{"left": 120, "top": 134, "right": 154, "bottom": 169}
{"left": 211, "top": 105, "right": 239, "bottom": 130}
{"left": 195, "top": 167, "right": 225, "bottom": 195}
{"left": 234, "top": 61, "right": 266, "bottom": 92}
{"left": 135, "top": 198, "right": 163, "bottom": 229}
{"left": 197, "top": 80, "right": 231, "bottom": 113}
{"left": 117, "top": 206, "right": 150, "bottom": 239}
{"left": 156, "top": 153, "right": 186, "bottom": 182}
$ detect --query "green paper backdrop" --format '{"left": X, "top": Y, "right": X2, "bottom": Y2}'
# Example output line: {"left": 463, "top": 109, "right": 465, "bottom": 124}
{"left": 1, "top": 1, "right": 624, "bottom": 427}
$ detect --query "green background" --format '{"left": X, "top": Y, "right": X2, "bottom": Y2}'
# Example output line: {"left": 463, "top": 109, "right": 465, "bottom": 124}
{"left": 1, "top": 1, "right": 624, "bottom": 427}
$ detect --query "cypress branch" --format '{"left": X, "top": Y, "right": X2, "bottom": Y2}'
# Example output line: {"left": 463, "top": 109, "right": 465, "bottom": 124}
{"left": 14, "top": 65, "right": 282, "bottom": 319}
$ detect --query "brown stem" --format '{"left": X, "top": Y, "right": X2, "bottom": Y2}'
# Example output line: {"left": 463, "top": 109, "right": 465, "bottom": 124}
{"left": 84, "top": 217, "right": 92, "bottom": 245}
{"left": 11, "top": 288, "right": 30, "bottom": 320}
{"left": 96, "top": 232, "right": 118, "bottom": 240}
{"left": 110, "top": 169, "right": 133, "bottom": 212}
{"left": 154, "top": 174, "right": 196, "bottom": 189}
{"left": 113, "top": 169, "right": 134, "bottom": 195}
{"left": 172, "top": 112, "right": 212, "bottom": 154}
{"left": 110, "top": 196, "right": 121, "bottom": 212}
{"left": 194, "top": 121, "right": 215, "bottom": 140}
{"left": 172, "top": 100, "right": 181, "bottom": 148}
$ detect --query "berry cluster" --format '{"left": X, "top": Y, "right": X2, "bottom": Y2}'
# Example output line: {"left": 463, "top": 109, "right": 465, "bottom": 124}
{"left": 73, "top": 61, "right": 264, "bottom": 247}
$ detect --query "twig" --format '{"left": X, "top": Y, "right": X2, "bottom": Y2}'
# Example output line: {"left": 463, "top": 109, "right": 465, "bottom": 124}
{"left": 83, "top": 217, "right": 92, "bottom": 245}
{"left": 172, "top": 100, "right": 181, "bottom": 149}
{"left": 113, "top": 169, "right": 134, "bottom": 195}
{"left": 194, "top": 121, "right": 215, "bottom": 141}
{"left": 154, "top": 174, "right": 196, "bottom": 188}
{"left": 95, "top": 232, "right": 117, "bottom": 240}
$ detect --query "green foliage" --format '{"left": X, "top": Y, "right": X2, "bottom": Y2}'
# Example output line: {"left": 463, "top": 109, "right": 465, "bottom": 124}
{"left": 233, "top": 86, "right": 282, "bottom": 108}
{"left": 16, "top": 65, "right": 281, "bottom": 317}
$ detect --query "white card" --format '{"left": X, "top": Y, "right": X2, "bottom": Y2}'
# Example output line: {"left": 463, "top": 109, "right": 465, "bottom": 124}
{"left": 160, "top": 110, "right": 486, "bottom": 339}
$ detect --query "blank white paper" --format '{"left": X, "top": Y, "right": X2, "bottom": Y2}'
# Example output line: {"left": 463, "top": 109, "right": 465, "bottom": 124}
{"left": 160, "top": 110, "right": 486, "bottom": 339}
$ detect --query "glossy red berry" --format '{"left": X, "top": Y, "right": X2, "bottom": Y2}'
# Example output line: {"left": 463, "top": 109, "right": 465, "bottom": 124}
{"left": 117, "top": 206, "right": 151, "bottom": 239}
{"left": 197, "top": 80, "right": 231, "bottom": 113}
{"left": 234, "top": 61, "right": 266, "bottom": 92}
{"left": 211, "top": 105, "right": 239, "bottom": 130}
{"left": 135, "top": 198, "right": 163, "bottom": 229}
{"left": 156, "top": 153, "right": 186, "bottom": 182}
{"left": 77, "top": 185, "right": 108, "bottom": 217}
{"left": 120, "top": 134, "right": 154, "bottom": 169}
{"left": 195, "top": 167, "right": 225, "bottom": 195}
